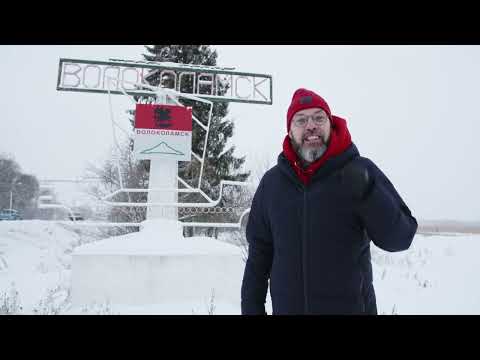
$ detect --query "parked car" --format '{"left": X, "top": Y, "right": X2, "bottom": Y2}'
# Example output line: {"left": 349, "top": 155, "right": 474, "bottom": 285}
{"left": 68, "top": 212, "right": 84, "bottom": 221}
{"left": 0, "top": 209, "right": 22, "bottom": 221}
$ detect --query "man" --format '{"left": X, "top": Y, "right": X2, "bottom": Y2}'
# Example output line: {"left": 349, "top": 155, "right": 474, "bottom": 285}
{"left": 241, "top": 88, "right": 418, "bottom": 315}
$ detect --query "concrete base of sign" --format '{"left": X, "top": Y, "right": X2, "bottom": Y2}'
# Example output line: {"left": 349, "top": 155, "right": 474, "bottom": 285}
{"left": 70, "top": 219, "right": 245, "bottom": 309}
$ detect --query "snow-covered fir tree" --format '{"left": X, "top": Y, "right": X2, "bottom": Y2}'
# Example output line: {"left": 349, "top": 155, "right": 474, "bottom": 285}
{"left": 89, "top": 45, "right": 250, "bottom": 236}
{"left": 141, "top": 45, "right": 250, "bottom": 235}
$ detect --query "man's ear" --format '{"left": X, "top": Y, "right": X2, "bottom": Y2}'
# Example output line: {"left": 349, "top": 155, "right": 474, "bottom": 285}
{"left": 288, "top": 130, "right": 292, "bottom": 139}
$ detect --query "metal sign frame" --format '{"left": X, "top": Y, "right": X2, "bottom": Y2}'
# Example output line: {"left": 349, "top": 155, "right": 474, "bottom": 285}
{"left": 100, "top": 76, "right": 252, "bottom": 229}
{"left": 55, "top": 57, "right": 273, "bottom": 229}
{"left": 57, "top": 58, "right": 273, "bottom": 105}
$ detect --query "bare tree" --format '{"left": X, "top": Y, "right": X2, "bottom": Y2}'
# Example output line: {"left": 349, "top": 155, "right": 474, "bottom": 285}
{"left": 0, "top": 153, "right": 39, "bottom": 218}
{"left": 219, "top": 154, "right": 274, "bottom": 260}
{"left": 85, "top": 138, "right": 148, "bottom": 235}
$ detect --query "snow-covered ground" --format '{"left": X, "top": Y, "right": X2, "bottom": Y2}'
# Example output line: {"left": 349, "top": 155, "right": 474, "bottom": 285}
{"left": 0, "top": 220, "right": 100, "bottom": 314}
{"left": 1, "top": 220, "right": 479, "bottom": 314}
{"left": 372, "top": 232, "right": 480, "bottom": 314}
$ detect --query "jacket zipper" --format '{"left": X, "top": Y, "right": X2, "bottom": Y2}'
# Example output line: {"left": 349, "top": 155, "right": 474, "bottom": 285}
{"left": 302, "top": 187, "right": 310, "bottom": 314}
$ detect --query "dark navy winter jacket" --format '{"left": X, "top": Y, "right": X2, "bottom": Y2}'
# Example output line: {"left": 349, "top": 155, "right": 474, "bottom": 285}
{"left": 241, "top": 143, "right": 418, "bottom": 315}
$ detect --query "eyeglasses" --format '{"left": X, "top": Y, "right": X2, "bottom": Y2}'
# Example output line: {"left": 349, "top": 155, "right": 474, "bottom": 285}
{"left": 292, "top": 114, "right": 329, "bottom": 128}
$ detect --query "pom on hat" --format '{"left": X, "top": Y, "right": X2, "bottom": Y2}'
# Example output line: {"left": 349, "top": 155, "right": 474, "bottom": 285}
{"left": 286, "top": 88, "right": 332, "bottom": 132}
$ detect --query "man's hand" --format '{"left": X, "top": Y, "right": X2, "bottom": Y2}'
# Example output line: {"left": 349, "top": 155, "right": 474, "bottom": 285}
{"left": 341, "top": 160, "right": 374, "bottom": 201}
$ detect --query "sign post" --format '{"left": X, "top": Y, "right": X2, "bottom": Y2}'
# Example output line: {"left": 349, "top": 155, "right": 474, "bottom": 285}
{"left": 134, "top": 101, "right": 193, "bottom": 220}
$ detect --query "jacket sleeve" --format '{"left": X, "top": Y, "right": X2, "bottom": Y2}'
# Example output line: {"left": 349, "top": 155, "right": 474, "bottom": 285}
{"left": 241, "top": 177, "right": 273, "bottom": 315}
{"left": 357, "top": 158, "right": 418, "bottom": 252}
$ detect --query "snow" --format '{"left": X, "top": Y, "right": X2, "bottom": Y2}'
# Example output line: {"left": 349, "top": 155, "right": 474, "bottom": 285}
{"left": 70, "top": 219, "right": 244, "bottom": 309}
{"left": 63, "top": 298, "right": 242, "bottom": 315}
{"left": 2, "top": 220, "right": 480, "bottom": 314}
{"left": 73, "top": 219, "right": 241, "bottom": 256}
{"left": 373, "top": 233, "right": 480, "bottom": 315}
{"left": 0, "top": 220, "right": 99, "bottom": 313}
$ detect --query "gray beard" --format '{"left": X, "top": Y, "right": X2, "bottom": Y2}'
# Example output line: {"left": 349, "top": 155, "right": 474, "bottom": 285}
{"left": 292, "top": 140, "right": 327, "bottom": 166}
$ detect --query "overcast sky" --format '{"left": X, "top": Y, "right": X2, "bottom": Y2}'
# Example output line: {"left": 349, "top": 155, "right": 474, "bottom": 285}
{"left": 1, "top": 45, "right": 479, "bottom": 221}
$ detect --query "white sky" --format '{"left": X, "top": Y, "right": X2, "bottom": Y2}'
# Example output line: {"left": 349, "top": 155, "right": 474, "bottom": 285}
{"left": 0, "top": 45, "right": 479, "bottom": 221}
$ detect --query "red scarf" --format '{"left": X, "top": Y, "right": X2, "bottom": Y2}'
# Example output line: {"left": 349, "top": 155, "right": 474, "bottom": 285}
{"left": 282, "top": 115, "right": 353, "bottom": 185}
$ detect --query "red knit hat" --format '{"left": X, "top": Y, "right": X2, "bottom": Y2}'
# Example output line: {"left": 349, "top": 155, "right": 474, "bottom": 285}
{"left": 286, "top": 88, "right": 332, "bottom": 132}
